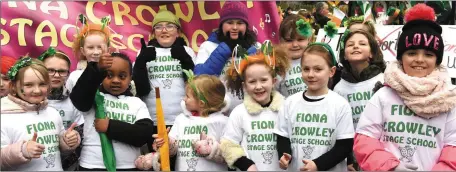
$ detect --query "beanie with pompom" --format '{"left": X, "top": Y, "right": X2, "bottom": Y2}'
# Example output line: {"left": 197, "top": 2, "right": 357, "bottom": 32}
{"left": 397, "top": 3, "right": 444, "bottom": 65}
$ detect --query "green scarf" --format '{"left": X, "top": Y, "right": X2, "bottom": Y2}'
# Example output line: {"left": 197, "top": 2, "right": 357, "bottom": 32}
{"left": 95, "top": 90, "right": 116, "bottom": 171}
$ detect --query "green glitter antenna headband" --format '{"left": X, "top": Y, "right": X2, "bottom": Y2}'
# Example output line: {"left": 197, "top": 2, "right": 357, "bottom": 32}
{"left": 7, "top": 57, "right": 45, "bottom": 80}
{"left": 37, "top": 47, "right": 70, "bottom": 63}
{"left": 182, "top": 69, "right": 208, "bottom": 104}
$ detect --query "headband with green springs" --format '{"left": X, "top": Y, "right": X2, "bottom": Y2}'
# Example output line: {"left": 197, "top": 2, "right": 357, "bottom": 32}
{"left": 37, "top": 47, "right": 70, "bottom": 63}
{"left": 306, "top": 43, "right": 337, "bottom": 67}
{"left": 183, "top": 69, "right": 208, "bottom": 104}
{"left": 7, "top": 57, "right": 45, "bottom": 80}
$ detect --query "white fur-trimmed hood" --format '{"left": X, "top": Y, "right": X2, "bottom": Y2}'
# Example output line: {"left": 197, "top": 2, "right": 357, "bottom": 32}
{"left": 243, "top": 91, "right": 284, "bottom": 115}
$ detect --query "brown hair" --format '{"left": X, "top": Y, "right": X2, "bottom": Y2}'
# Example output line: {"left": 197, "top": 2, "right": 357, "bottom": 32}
{"left": 347, "top": 20, "right": 377, "bottom": 37}
{"left": 187, "top": 75, "right": 226, "bottom": 117}
{"left": 72, "top": 29, "right": 109, "bottom": 61}
{"left": 339, "top": 30, "right": 386, "bottom": 72}
{"left": 279, "top": 14, "right": 314, "bottom": 42}
{"left": 10, "top": 58, "right": 49, "bottom": 95}
{"left": 303, "top": 45, "right": 335, "bottom": 68}
{"left": 226, "top": 48, "right": 290, "bottom": 99}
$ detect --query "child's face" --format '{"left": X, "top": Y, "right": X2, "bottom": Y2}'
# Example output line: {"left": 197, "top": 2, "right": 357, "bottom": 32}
{"left": 282, "top": 35, "right": 310, "bottom": 60}
{"left": 301, "top": 53, "right": 335, "bottom": 95}
{"left": 15, "top": 68, "right": 49, "bottom": 104}
{"left": 222, "top": 19, "right": 247, "bottom": 40}
{"left": 44, "top": 57, "right": 69, "bottom": 89}
{"left": 184, "top": 88, "right": 202, "bottom": 112}
{"left": 344, "top": 33, "right": 372, "bottom": 63}
{"left": 154, "top": 22, "right": 179, "bottom": 48}
{"left": 243, "top": 63, "right": 276, "bottom": 106}
{"left": 102, "top": 57, "right": 131, "bottom": 96}
{"left": 401, "top": 49, "right": 437, "bottom": 78}
{"left": 0, "top": 74, "right": 11, "bottom": 97}
{"left": 80, "top": 34, "right": 107, "bottom": 62}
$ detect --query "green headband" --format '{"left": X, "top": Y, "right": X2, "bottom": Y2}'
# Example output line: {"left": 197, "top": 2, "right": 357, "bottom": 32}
{"left": 37, "top": 47, "right": 70, "bottom": 63}
{"left": 183, "top": 69, "right": 208, "bottom": 104}
{"left": 7, "top": 57, "right": 43, "bottom": 80}
{"left": 306, "top": 43, "right": 337, "bottom": 67}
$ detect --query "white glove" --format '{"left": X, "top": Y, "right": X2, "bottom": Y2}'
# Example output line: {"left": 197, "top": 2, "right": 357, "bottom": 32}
{"left": 394, "top": 162, "right": 418, "bottom": 171}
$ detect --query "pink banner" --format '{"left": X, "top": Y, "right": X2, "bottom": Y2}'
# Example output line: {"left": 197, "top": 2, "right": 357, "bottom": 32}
{"left": 1, "top": 1, "right": 280, "bottom": 71}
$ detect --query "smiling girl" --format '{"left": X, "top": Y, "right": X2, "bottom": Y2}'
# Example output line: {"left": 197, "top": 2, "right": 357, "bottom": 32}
{"left": 274, "top": 43, "right": 354, "bottom": 171}
{"left": 70, "top": 52, "right": 154, "bottom": 170}
{"left": 354, "top": 4, "right": 456, "bottom": 171}
{"left": 220, "top": 45, "right": 289, "bottom": 171}
{"left": 39, "top": 47, "right": 84, "bottom": 170}
{"left": 1, "top": 57, "right": 80, "bottom": 170}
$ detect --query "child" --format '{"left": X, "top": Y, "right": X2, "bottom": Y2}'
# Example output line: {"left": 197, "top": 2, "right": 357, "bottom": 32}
{"left": 220, "top": 44, "right": 290, "bottom": 171}
{"left": 276, "top": 15, "right": 313, "bottom": 97}
{"left": 354, "top": 4, "right": 456, "bottom": 171}
{"left": 135, "top": 72, "right": 229, "bottom": 171}
{"left": 1, "top": 57, "right": 80, "bottom": 170}
{"left": 274, "top": 43, "right": 355, "bottom": 171}
{"left": 66, "top": 15, "right": 111, "bottom": 92}
{"left": 133, "top": 9, "right": 196, "bottom": 128}
{"left": 38, "top": 47, "right": 85, "bottom": 170}
{"left": 69, "top": 52, "right": 155, "bottom": 170}
{"left": 1, "top": 56, "right": 17, "bottom": 97}
{"left": 343, "top": 16, "right": 377, "bottom": 37}
{"left": 334, "top": 30, "right": 386, "bottom": 129}
{"left": 194, "top": 1, "right": 258, "bottom": 113}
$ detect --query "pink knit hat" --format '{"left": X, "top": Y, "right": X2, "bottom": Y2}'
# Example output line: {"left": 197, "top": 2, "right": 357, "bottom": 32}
{"left": 219, "top": 2, "right": 249, "bottom": 25}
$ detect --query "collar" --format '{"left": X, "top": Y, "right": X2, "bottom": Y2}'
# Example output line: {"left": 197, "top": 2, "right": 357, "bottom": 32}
{"left": 99, "top": 85, "right": 132, "bottom": 97}
{"left": 341, "top": 64, "right": 384, "bottom": 83}
{"left": 148, "top": 37, "right": 187, "bottom": 48}
{"left": 1, "top": 94, "right": 47, "bottom": 114}
{"left": 243, "top": 91, "right": 284, "bottom": 115}
{"left": 48, "top": 87, "right": 69, "bottom": 100}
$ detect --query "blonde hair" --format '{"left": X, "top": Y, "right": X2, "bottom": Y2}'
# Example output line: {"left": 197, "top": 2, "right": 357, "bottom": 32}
{"left": 226, "top": 48, "right": 290, "bottom": 99}
{"left": 187, "top": 75, "right": 226, "bottom": 117}
{"left": 10, "top": 58, "right": 49, "bottom": 95}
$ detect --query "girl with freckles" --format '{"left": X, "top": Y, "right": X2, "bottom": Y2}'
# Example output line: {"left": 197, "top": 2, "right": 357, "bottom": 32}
{"left": 354, "top": 4, "right": 456, "bottom": 171}
{"left": 1, "top": 57, "right": 80, "bottom": 171}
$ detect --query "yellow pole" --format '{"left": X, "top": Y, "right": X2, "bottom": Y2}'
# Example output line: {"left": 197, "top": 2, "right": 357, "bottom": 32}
{"left": 155, "top": 87, "right": 170, "bottom": 171}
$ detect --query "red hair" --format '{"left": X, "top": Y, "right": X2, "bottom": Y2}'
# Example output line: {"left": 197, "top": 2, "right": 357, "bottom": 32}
{"left": 1, "top": 56, "right": 17, "bottom": 75}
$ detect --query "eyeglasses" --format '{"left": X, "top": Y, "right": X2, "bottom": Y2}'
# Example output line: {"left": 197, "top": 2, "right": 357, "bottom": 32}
{"left": 48, "top": 69, "right": 69, "bottom": 77}
{"left": 153, "top": 24, "right": 178, "bottom": 32}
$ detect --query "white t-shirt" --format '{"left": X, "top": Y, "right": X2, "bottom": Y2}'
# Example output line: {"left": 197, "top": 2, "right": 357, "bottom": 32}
{"left": 274, "top": 91, "right": 355, "bottom": 171}
{"left": 79, "top": 93, "right": 151, "bottom": 169}
{"left": 66, "top": 69, "right": 83, "bottom": 93}
{"left": 334, "top": 73, "right": 384, "bottom": 128}
{"left": 223, "top": 103, "right": 284, "bottom": 171}
{"left": 48, "top": 98, "right": 84, "bottom": 129}
{"left": 276, "top": 59, "right": 307, "bottom": 97}
{"left": 141, "top": 46, "right": 196, "bottom": 125}
{"left": 169, "top": 111, "right": 228, "bottom": 171}
{"left": 356, "top": 87, "right": 456, "bottom": 171}
{"left": 1, "top": 107, "right": 65, "bottom": 171}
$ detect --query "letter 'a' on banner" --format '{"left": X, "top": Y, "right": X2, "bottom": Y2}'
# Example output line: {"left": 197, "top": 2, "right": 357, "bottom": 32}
{"left": 155, "top": 87, "right": 170, "bottom": 171}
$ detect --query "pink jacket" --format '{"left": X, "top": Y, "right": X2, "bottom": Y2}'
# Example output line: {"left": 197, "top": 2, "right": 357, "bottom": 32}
{"left": 354, "top": 133, "right": 456, "bottom": 171}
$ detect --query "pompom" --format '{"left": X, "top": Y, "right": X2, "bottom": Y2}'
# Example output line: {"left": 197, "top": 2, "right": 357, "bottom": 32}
{"left": 1, "top": 56, "right": 17, "bottom": 75}
{"left": 295, "top": 19, "right": 313, "bottom": 38}
{"left": 405, "top": 3, "right": 435, "bottom": 22}
{"left": 323, "top": 21, "right": 338, "bottom": 38}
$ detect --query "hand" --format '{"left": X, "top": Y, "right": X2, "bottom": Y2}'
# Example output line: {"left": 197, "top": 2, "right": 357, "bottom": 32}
{"left": 137, "top": 38, "right": 156, "bottom": 62}
{"left": 394, "top": 162, "right": 418, "bottom": 171}
{"left": 191, "top": 131, "right": 213, "bottom": 156}
{"left": 63, "top": 123, "right": 79, "bottom": 147}
{"left": 98, "top": 52, "right": 113, "bottom": 70}
{"left": 23, "top": 132, "right": 45, "bottom": 159}
{"left": 152, "top": 127, "right": 170, "bottom": 151}
{"left": 95, "top": 117, "right": 110, "bottom": 133}
{"left": 347, "top": 164, "right": 356, "bottom": 171}
{"left": 170, "top": 45, "right": 190, "bottom": 62}
{"left": 300, "top": 159, "right": 317, "bottom": 171}
{"left": 247, "top": 164, "right": 258, "bottom": 171}
{"left": 279, "top": 153, "right": 292, "bottom": 170}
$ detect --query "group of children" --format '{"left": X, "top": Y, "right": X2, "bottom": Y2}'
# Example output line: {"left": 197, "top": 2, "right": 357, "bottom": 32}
{"left": 1, "top": 2, "right": 455, "bottom": 171}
